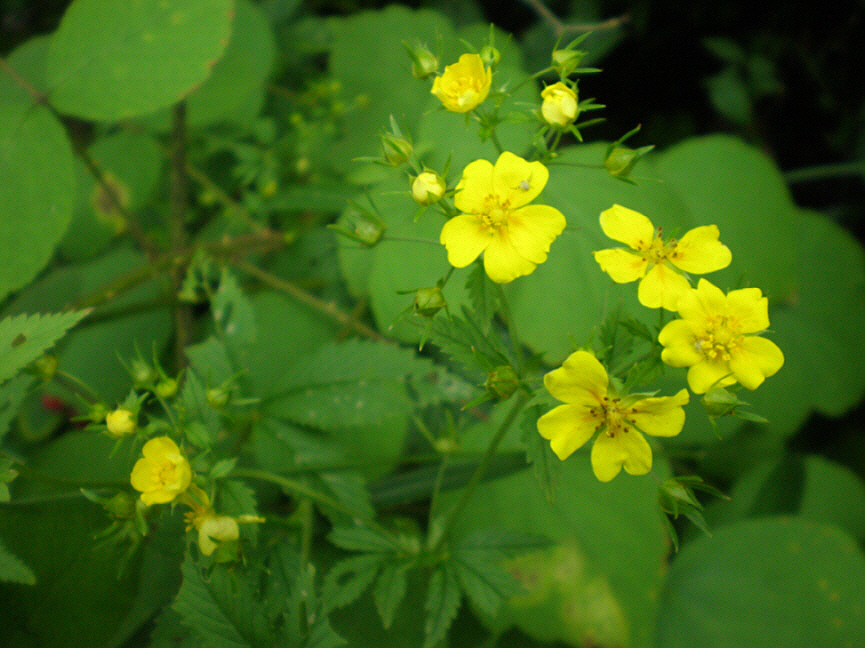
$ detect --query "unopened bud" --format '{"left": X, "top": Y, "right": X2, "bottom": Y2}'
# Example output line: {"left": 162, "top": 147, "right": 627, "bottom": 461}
{"left": 206, "top": 387, "right": 230, "bottom": 410}
{"left": 155, "top": 378, "right": 179, "bottom": 399}
{"left": 413, "top": 286, "right": 446, "bottom": 317}
{"left": 381, "top": 133, "right": 413, "bottom": 166}
{"left": 485, "top": 365, "right": 519, "bottom": 401}
{"left": 605, "top": 144, "right": 654, "bottom": 178}
{"left": 34, "top": 354, "right": 58, "bottom": 381}
{"left": 106, "top": 408, "right": 137, "bottom": 438}
{"left": 406, "top": 43, "right": 439, "bottom": 79}
{"left": 411, "top": 171, "right": 446, "bottom": 205}
{"left": 130, "top": 358, "right": 157, "bottom": 388}
{"left": 479, "top": 45, "right": 501, "bottom": 68}
{"left": 541, "top": 82, "right": 579, "bottom": 128}
{"left": 552, "top": 48, "right": 585, "bottom": 77}
{"left": 701, "top": 387, "right": 740, "bottom": 418}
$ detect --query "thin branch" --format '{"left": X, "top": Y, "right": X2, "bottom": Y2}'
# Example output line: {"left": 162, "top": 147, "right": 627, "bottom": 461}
{"left": 231, "top": 259, "right": 387, "bottom": 343}
{"left": 520, "top": 0, "right": 629, "bottom": 38}
{"left": 169, "top": 103, "right": 193, "bottom": 369}
{"left": 185, "top": 162, "right": 263, "bottom": 231}
{"left": 0, "top": 56, "right": 47, "bottom": 105}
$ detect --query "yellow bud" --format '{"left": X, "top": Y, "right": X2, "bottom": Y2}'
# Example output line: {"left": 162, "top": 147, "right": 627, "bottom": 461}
{"left": 106, "top": 408, "right": 137, "bottom": 438}
{"left": 431, "top": 54, "right": 492, "bottom": 113}
{"left": 541, "top": 82, "right": 579, "bottom": 128}
{"left": 198, "top": 515, "right": 239, "bottom": 556}
{"left": 411, "top": 171, "right": 446, "bottom": 205}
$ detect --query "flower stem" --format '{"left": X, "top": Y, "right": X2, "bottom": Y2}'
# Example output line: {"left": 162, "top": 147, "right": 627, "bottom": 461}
{"left": 430, "top": 391, "right": 530, "bottom": 553}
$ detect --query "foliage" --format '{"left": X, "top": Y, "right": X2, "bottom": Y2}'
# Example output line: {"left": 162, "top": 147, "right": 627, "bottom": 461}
{"left": 0, "top": 2, "right": 863, "bottom": 648}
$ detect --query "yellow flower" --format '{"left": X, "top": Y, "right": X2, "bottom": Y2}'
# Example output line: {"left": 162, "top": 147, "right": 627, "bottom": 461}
{"left": 541, "top": 82, "right": 579, "bottom": 127}
{"left": 537, "top": 351, "right": 689, "bottom": 482}
{"left": 130, "top": 436, "right": 192, "bottom": 506}
{"left": 196, "top": 515, "right": 240, "bottom": 556}
{"left": 431, "top": 53, "right": 492, "bottom": 113}
{"left": 439, "top": 151, "right": 566, "bottom": 283}
{"left": 658, "top": 278, "right": 784, "bottom": 394}
{"left": 105, "top": 408, "right": 136, "bottom": 438}
{"left": 593, "top": 205, "right": 732, "bottom": 310}
{"left": 412, "top": 171, "right": 446, "bottom": 205}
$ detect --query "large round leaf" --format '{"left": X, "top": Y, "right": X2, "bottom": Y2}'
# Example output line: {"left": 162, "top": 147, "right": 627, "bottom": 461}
{"left": 0, "top": 101, "right": 75, "bottom": 302}
{"left": 46, "top": 0, "right": 234, "bottom": 121}
{"left": 657, "top": 517, "right": 865, "bottom": 648}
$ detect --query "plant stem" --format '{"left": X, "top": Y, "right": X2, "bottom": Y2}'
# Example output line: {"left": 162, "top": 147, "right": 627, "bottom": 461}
{"left": 169, "top": 102, "right": 193, "bottom": 371}
{"left": 430, "top": 391, "right": 530, "bottom": 553}
{"left": 784, "top": 162, "right": 865, "bottom": 183}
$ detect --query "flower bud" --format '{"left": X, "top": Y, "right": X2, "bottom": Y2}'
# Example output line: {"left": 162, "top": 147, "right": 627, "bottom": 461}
{"left": 485, "top": 365, "right": 519, "bottom": 401}
{"left": 405, "top": 43, "right": 439, "bottom": 79}
{"left": 104, "top": 492, "right": 137, "bottom": 519}
{"left": 541, "top": 82, "right": 579, "bottom": 128}
{"left": 411, "top": 171, "right": 446, "bottom": 205}
{"left": 33, "top": 354, "right": 58, "bottom": 382}
{"left": 605, "top": 144, "right": 654, "bottom": 179}
{"left": 552, "top": 48, "right": 585, "bottom": 77}
{"left": 130, "top": 358, "right": 157, "bottom": 388}
{"left": 106, "top": 408, "right": 137, "bottom": 438}
{"left": 479, "top": 45, "right": 501, "bottom": 68}
{"left": 155, "top": 378, "right": 179, "bottom": 400}
{"left": 198, "top": 515, "right": 240, "bottom": 556}
{"left": 381, "top": 133, "right": 413, "bottom": 166}
{"left": 206, "top": 386, "right": 230, "bottom": 410}
{"left": 413, "top": 286, "right": 446, "bottom": 317}
{"left": 701, "top": 387, "right": 740, "bottom": 418}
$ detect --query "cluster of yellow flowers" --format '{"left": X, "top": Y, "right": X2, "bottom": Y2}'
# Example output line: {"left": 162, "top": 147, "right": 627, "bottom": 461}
{"left": 129, "top": 436, "right": 259, "bottom": 555}
{"left": 424, "top": 51, "right": 783, "bottom": 483}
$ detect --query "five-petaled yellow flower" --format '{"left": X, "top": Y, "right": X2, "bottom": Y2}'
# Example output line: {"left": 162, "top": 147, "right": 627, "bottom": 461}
{"left": 537, "top": 351, "right": 689, "bottom": 482}
{"left": 130, "top": 436, "right": 192, "bottom": 506}
{"left": 431, "top": 53, "right": 492, "bottom": 113}
{"left": 658, "top": 278, "right": 784, "bottom": 394}
{"left": 593, "top": 205, "right": 732, "bottom": 310}
{"left": 439, "top": 151, "right": 566, "bottom": 283}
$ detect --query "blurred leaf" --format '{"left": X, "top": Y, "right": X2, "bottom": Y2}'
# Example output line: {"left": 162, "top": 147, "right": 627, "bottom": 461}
{"left": 322, "top": 553, "right": 387, "bottom": 611}
{"left": 0, "top": 374, "right": 32, "bottom": 443}
{"left": 452, "top": 548, "right": 523, "bottom": 618}
{"left": 0, "top": 536, "right": 35, "bottom": 585}
{"left": 0, "top": 101, "right": 76, "bottom": 303}
{"left": 424, "top": 563, "right": 462, "bottom": 648}
{"left": 705, "top": 67, "right": 754, "bottom": 126}
{"left": 46, "top": 0, "right": 233, "bottom": 121}
{"left": 657, "top": 517, "right": 865, "bottom": 648}
{"left": 374, "top": 562, "right": 409, "bottom": 629}
{"left": 0, "top": 310, "right": 88, "bottom": 386}
{"left": 329, "top": 526, "right": 398, "bottom": 553}
{"left": 211, "top": 268, "right": 257, "bottom": 347}
{"left": 466, "top": 264, "right": 500, "bottom": 334}
{"left": 0, "top": 36, "right": 50, "bottom": 103}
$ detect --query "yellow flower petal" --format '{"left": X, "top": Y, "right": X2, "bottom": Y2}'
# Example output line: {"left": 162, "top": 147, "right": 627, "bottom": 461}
{"left": 629, "top": 389, "right": 689, "bottom": 438}
{"left": 507, "top": 205, "right": 566, "bottom": 264}
{"left": 669, "top": 225, "right": 732, "bottom": 274}
{"left": 729, "top": 336, "right": 785, "bottom": 390}
{"left": 599, "top": 204, "right": 655, "bottom": 249}
{"left": 454, "top": 159, "right": 495, "bottom": 213}
{"left": 130, "top": 436, "right": 192, "bottom": 505}
{"left": 543, "top": 350, "right": 608, "bottom": 404}
{"left": 591, "top": 428, "right": 652, "bottom": 482}
{"left": 687, "top": 359, "right": 735, "bottom": 394}
{"left": 638, "top": 263, "right": 692, "bottom": 310}
{"left": 677, "top": 278, "right": 727, "bottom": 321}
{"left": 198, "top": 515, "right": 239, "bottom": 556}
{"left": 593, "top": 248, "right": 648, "bottom": 283}
{"left": 537, "top": 404, "right": 597, "bottom": 460}
{"left": 726, "top": 287, "right": 770, "bottom": 333}
{"left": 492, "top": 151, "right": 549, "bottom": 209}
{"left": 659, "top": 319, "right": 703, "bottom": 367}
{"left": 430, "top": 53, "right": 491, "bottom": 113}
{"left": 483, "top": 231, "right": 537, "bottom": 283}
{"left": 440, "top": 214, "right": 491, "bottom": 267}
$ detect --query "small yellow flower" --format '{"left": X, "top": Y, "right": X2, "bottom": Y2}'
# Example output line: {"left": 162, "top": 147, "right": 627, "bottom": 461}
{"left": 658, "top": 278, "right": 784, "bottom": 393}
{"left": 431, "top": 53, "right": 492, "bottom": 113}
{"left": 537, "top": 351, "right": 689, "bottom": 482}
{"left": 593, "top": 205, "right": 732, "bottom": 310}
{"left": 412, "top": 171, "right": 446, "bottom": 205}
{"left": 105, "top": 408, "right": 136, "bottom": 438}
{"left": 130, "top": 436, "right": 192, "bottom": 506}
{"left": 440, "top": 151, "right": 566, "bottom": 283}
{"left": 541, "top": 82, "right": 579, "bottom": 127}
{"left": 196, "top": 515, "right": 239, "bottom": 556}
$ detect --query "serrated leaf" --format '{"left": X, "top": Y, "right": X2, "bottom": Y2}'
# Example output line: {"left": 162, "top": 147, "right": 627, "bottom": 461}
{"left": 0, "top": 535, "right": 35, "bottom": 585}
{"left": 305, "top": 613, "right": 347, "bottom": 648}
{"left": 328, "top": 526, "right": 398, "bottom": 553}
{"left": 0, "top": 373, "right": 34, "bottom": 444}
{"left": 452, "top": 550, "right": 523, "bottom": 618}
{"left": 172, "top": 560, "right": 258, "bottom": 648}
{"left": 427, "top": 308, "right": 511, "bottom": 376}
{"left": 424, "top": 563, "right": 462, "bottom": 648}
{"left": 0, "top": 310, "right": 89, "bottom": 386}
{"left": 322, "top": 553, "right": 387, "bottom": 611}
{"left": 178, "top": 369, "right": 220, "bottom": 448}
{"left": 212, "top": 268, "right": 257, "bottom": 346}
{"left": 466, "top": 264, "right": 500, "bottom": 334}
{"left": 373, "top": 562, "right": 409, "bottom": 629}
{"left": 520, "top": 404, "right": 559, "bottom": 502}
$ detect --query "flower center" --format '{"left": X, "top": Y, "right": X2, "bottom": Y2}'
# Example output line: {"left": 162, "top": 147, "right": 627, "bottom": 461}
{"left": 480, "top": 194, "right": 511, "bottom": 230}
{"left": 590, "top": 396, "right": 637, "bottom": 439}
{"left": 640, "top": 228, "right": 678, "bottom": 264}
{"left": 695, "top": 315, "right": 744, "bottom": 361}
{"left": 157, "top": 461, "right": 178, "bottom": 488}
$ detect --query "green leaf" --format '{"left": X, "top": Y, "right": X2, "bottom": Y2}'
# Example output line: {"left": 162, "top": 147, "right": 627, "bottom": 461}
{"left": 427, "top": 307, "right": 512, "bottom": 376}
{"left": 0, "top": 101, "right": 76, "bottom": 303}
{"left": 212, "top": 268, "right": 257, "bottom": 347}
{"left": 0, "top": 374, "right": 35, "bottom": 444}
{"left": 424, "top": 563, "right": 462, "bottom": 648}
{"left": 451, "top": 550, "right": 523, "bottom": 618}
{"left": 0, "top": 310, "right": 89, "bottom": 386}
{"left": 328, "top": 526, "right": 398, "bottom": 553}
{"left": 0, "top": 36, "right": 50, "bottom": 104}
{"left": 173, "top": 560, "right": 259, "bottom": 648}
{"left": 0, "top": 536, "right": 35, "bottom": 585}
{"left": 374, "top": 562, "right": 409, "bottom": 629}
{"left": 466, "top": 263, "right": 500, "bottom": 334}
{"left": 657, "top": 517, "right": 865, "bottom": 648}
{"left": 45, "top": 0, "right": 234, "bottom": 121}
{"left": 520, "top": 404, "right": 560, "bottom": 502}
{"left": 322, "top": 553, "right": 387, "bottom": 611}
